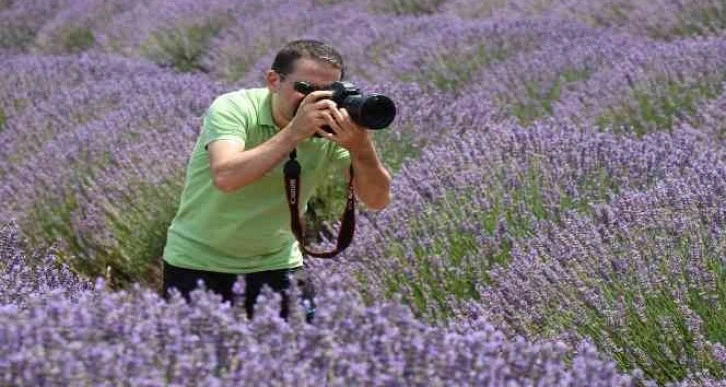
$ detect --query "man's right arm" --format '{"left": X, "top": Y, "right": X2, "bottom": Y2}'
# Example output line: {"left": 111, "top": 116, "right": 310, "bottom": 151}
{"left": 208, "top": 90, "right": 337, "bottom": 193}
{"left": 207, "top": 128, "right": 303, "bottom": 193}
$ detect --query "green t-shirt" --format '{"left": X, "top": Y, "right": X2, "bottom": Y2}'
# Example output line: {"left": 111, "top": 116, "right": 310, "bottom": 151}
{"left": 163, "top": 87, "right": 351, "bottom": 274}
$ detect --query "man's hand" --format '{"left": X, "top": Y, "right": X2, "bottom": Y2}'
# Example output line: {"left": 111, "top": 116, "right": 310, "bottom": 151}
{"left": 287, "top": 90, "right": 338, "bottom": 140}
{"left": 321, "top": 106, "right": 391, "bottom": 211}
{"left": 318, "top": 107, "right": 372, "bottom": 153}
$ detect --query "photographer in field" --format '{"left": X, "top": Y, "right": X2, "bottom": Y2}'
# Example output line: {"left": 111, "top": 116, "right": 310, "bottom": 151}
{"left": 161, "top": 39, "right": 393, "bottom": 322}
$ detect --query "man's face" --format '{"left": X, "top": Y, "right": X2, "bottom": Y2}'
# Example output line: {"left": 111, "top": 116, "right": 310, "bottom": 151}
{"left": 268, "top": 58, "right": 342, "bottom": 125}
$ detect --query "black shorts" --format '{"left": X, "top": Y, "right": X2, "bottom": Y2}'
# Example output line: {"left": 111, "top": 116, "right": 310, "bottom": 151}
{"left": 162, "top": 260, "right": 316, "bottom": 322}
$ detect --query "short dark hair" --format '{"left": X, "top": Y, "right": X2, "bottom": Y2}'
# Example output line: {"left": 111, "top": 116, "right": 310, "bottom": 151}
{"left": 271, "top": 39, "right": 345, "bottom": 79}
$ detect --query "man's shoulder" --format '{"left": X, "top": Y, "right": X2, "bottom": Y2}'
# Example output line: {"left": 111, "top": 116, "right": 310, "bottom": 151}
{"left": 209, "top": 88, "right": 270, "bottom": 124}
{"left": 205, "top": 87, "right": 276, "bottom": 135}
{"left": 213, "top": 87, "right": 269, "bottom": 108}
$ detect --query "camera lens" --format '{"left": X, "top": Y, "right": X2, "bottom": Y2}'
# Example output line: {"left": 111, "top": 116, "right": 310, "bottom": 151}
{"left": 358, "top": 94, "right": 396, "bottom": 129}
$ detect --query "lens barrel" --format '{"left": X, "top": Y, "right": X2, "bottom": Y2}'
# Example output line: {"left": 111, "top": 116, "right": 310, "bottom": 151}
{"left": 343, "top": 94, "right": 396, "bottom": 130}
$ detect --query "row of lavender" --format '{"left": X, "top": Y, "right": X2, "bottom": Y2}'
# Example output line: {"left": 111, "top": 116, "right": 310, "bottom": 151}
{"left": 2, "top": 12, "right": 725, "bottom": 288}
{"left": 442, "top": 0, "right": 726, "bottom": 39}
{"left": 2, "top": 2, "right": 725, "bottom": 169}
{"left": 4, "top": 129, "right": 724, "bottom": 383}
{"left": 3, "top": 123, "right": 726, "bottom": 383}
{"left": 0, "top": 53, "right": 229, "bottom": 288}
{"left": 326, "top": 123, "right": 726, "bottom": 382}
{"left": 2, "top": 0, "right": 725, "bottom": 85}
{"left": 1, "top": 0, "right": 724, "bottom": 63}
{"left": 323, "top": 26, "right": 726, "bottom": 383}
{"left": 0, "top": 223, "right": 646, "bottom": 385}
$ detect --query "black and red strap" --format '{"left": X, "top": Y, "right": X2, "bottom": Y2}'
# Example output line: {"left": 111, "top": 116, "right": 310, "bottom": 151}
{"left": 283, "top": 149, "right": 355, "bottom": 258}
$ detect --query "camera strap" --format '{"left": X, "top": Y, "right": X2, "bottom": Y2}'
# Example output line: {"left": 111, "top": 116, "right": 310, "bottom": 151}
{"left": 283, "top": 149, "right": 355, "bottom": 259}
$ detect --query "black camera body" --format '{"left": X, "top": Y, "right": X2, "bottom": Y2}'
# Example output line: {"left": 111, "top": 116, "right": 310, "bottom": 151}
{"left": 294, "top": 81, "right": 397, "bottom": 133}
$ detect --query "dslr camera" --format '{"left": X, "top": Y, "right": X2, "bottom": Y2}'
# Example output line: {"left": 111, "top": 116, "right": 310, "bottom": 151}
{"left": 294, "top": 81, "right": 397, "bottom": 134}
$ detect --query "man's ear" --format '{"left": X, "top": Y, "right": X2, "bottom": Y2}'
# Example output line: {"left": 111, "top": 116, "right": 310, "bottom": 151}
{"left": 266, "top": 70, "right": 281, "bottom": 92}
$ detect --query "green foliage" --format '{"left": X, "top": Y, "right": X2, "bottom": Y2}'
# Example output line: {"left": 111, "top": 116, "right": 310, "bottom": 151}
{"left": 58, "top": 27, "right": 95, "bottom": 53}
{"left": 573, "top": 232, "right": 726, "bottom": 384}
{"left": 650, "top": 1, "right": 726, "bottom": 39}
{"left": 509, "top": 69, "right": 592, "bottom": 125}
{"left": 367, "top": 0, "right": 447, "bottom": 15}
{"left": 305, "top": 128, "right": 422, "bottom": 242}
{"left": 102, "top": 178, "right": 181, "bottom": 289}
{"left": 0, "top": 106, "right": 6, "bottom": 132}
{"left": 370, "top": 125, "right": 423, "bottom": 173}
{"left": 141, "top": 21, "right": 227, "bottom": 72}
{"left": 577, "top": 1, "right": 636, "bottom": 30}
{"left": 378, "top": 159, "right": 621, "bottom": 323}
{"left": 447, "top": 0, "right": 507, "bottom": 19}
{"left": 304, "top": 168, "right": 348, "bottom": 243}
{"left": 403, "top": 44, "right": 510, "bottom": 92}
{"left": 312, "top": 0, "right": 352, "bottom": 5}
{"left": 597, "top": 78, "right": 724, "bottom": 137}
{"left": 23, "top": 184, "right": 86, "bottom": 271}
{"left": 0, "top": 25, "right": 37, "bottom": 51}
{"left": 22, "top": 174, "right": 182, "bottom": 290}
{"left": 222, "top": 55, "right": 260, "bottom": 83}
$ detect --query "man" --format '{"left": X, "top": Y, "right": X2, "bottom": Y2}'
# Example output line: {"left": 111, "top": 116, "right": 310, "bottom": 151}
{"left": 161, "top": 40, "right": 391, "bottom": 322}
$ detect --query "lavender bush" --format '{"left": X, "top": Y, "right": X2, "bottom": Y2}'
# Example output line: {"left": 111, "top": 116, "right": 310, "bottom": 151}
{"left": 447, "top": 31, "right": 726, "bottom": 133}
{"left": 458, "top": 165, "right": 726, "bottom": 384}
{"left": 384, "top": 17, "right": 599, "bottom": 93}
{"left": 202, "top": 3, "right": 411, "bottom": 83}
{"left": 458, "top": 31, "right": 652, "bottom": 126}
{"left": 684, "top": 87, "right": 726, "bottom": 140}
{"left": 0, "top": 54, "right": 228, "bottom": 287}
{"left": 0, "top": 53, "right": 161, "bottom": 120}
{"left": 585, "top": 37, "right": 726, "bottom": 136}
{"left": 0, "top": 233, "right": 644, "bottom": 386}
{"left": 441, "top": 0, "right": 726, "bottom": 40}
{"left": 0, "top": 222, "right": 92, "bottom": 306}
{"left": 32, "top": 0, "right": 142, "bottom": 54}
{"left": 517, "top": 35, "right": 726, "bottom": 136}
{"left": 0, "top": 0, "right": 72, "bottom": 53}
{"left": 552, "top": 0, "right": 726, "bottom": 40}
{"left": 335, "top": 121, "right": 721, "bottom": 321}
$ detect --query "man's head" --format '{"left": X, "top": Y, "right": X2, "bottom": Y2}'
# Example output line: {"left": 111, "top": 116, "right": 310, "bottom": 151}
{"left": 266, "top": 40, "right": 345, "bottom": 129}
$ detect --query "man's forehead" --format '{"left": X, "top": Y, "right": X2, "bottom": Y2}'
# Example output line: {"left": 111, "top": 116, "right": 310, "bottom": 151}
{"left": 289, "top": 58, "right": 341, "bottom": 78}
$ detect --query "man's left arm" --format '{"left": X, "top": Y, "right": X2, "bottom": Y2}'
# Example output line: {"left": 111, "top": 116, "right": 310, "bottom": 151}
{"left": 325, "top": 106, "right": 391, "bottom": 211}
{"left": 344, "top": 140, "right": 391, "bottom": 211}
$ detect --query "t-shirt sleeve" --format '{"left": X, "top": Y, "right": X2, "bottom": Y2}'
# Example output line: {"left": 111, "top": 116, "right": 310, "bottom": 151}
{"left": 201, "top": 95, "right": 248, "bottom": 150}
{"left": 328, "top": 143, "right": 351, "bottom": 173}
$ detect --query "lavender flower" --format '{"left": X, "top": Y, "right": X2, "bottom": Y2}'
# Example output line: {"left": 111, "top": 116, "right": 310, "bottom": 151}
{"left": 458, "top": 168, "right": 726, "bottom": 384}
{"left": 332, "top": 117, "right": 722, "bottom": 322}
{"left": 32, "top": 0, "right": 143, "bottom": 54}
{"left": 0, "top": 54, "right": 228, "bottom": 285}
{"left": 0, "top": 221, "right": 92, "bottom": 305}
{"left": 0, "top": 0, "right": 73, "bottom": 53}
{"left": 553, "top": 36, "right": 726, "bottom": 135}
{"left": 0, "top": 256, "right": 644, "bottom": 385}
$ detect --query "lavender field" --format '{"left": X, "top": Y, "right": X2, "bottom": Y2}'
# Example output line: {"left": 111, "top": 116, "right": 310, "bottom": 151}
{"left": 2, "top": 0, "right": 726, "bottom": 385}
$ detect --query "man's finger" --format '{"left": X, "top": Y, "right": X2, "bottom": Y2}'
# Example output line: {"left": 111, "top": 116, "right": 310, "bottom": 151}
{"left": 302, "top": 90, "right": 334, "bottom": 105}
{"left": 313, "top": 99, "right": 337, "bottom": 111}
{"left": 316, "top": 128, "right": 335, "bottom": 138}
{"left": 339, "top": 107, "right": 355, "bottom": 125}
{"left": 321, "top": 111, "right": 337, "bottom": 131}
{"left": 330, "top": 106, "right": 346, "bottom": 126}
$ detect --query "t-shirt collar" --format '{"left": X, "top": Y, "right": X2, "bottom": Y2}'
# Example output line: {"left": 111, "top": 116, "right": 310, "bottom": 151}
{"left": 260, "top": 90, "right": 277, "bottom": 128}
